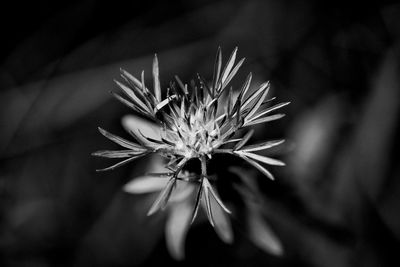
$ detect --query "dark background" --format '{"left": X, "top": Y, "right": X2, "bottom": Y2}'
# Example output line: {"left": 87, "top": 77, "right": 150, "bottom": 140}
{"left": 1, "top": 0, "right": 400, "bottom": 266}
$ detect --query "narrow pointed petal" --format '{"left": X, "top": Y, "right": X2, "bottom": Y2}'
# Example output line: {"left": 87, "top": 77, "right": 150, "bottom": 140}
{"left": 212, "top": 47, "right": 222, "bottom": 93}
{"left": 96, "top": 155, "right": 145, "bottom": 172}
{"left": 245, "top": 82, "right": 270, "bottom": 121}
{"left": 122, "top": 115, "right": 164, "bottom": 145}
{"left": 238, "top": 151, "right": 285, "bottom": 166}
{"left": 97, "top": 127, "right": 142, "bottom": 149}
{"left": 235, "top": 154, "right": 275, "bottom": 180}
{"left": 244, "top": 114, "right": 286, "bottom": 127}
{"left": 153, "top": 54, "right": 162, "bottom": 102}
{"left": 169, "top": 181, "right": 196, "bottom": 202}
{"left": 232, "top": 73, "right": 252, "bottom": 113}
{"left": 92, "top": 149, "right": 146, "bottom": 158}
{"left": 147, "top": 178, "right": 176, "bottom": 216}
{"left": 201, "top": 185, "right": 215, "bottom": 227}
{"left": 234, "top": 129, "right": 254, "bottom": 150}
{"left": 114, "top": 80, "right": 150, "bottom": 112}
{"left": 209, "top": 188, "right": 234, "bottom": 244}
{"left": 242, "top": 82, "right": 268, "bottom": 110}
{"left": 240, "top": 140, "right": 285, "bottom": 152}
{"left": 110, "top": 92, "right": 151, "bottom": 118}
{"left": 250, "top": 102, "right": 290, "bottom": 122}
{"left": 221, "top": 58, "right": 245, "bottom": 91}
{"left": 190, "top": 182, "right": 203, "bottom": 224}
{"left": 204, "top": 178, "right": 231, "bottom": 214}
{"left": 220, "top": 47, "right": 238, "bottom": 85}
{"left": 120, "top": 68, "right": 142, "bottom": 88}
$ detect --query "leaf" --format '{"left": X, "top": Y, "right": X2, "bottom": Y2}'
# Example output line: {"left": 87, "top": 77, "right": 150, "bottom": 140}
{"left": 147, "top": 178, "right": 176, "bottom": 216}
{"left": 174, "top": 75, "right": 188, "bottom": 95}
{"left": 165, "top": 200, "right": 193, "bottom": 260}
{"left": 120, "top": 68, "right": 143, "bottom": 89}
{"left": 91, "top": 149, "right": 146, "bottom": 158}
{"left": 96, "top": 155, "right": 146, "bottom": 172}
{"left": 152, "top": 54, "right": 162, "bottom": 102}
{"left": 244, "top": 82, "right": 270, "bottom": 121}
{"left": 249, "top": 102, "right": 290, "bottom": 122}
{"left": 232, "top": 73, "right": 252, "bottom": 114}
{"left": 240, "top": 139, "right": 285, "bottom": 152}
{"left": 238, "top": 151, "right": 285, "bottom": 166}
{"left": 110, "top": 91, "right": 152, "bottom": 119}
{"left": 247, "top": 205, "right": 283, "bottom": 256}
{"left": 236, "top": 154, "right": 275, "bottom": 180}
{"left": 244, "top": 114, "right": 286, "bottom": 127}
{"left": 234, "top": 129, "right": 254, "bottom": 150}
{"left": 97, "top": 127, "right": 142, "bottom": 150}
{"left": 122, "top": 114, "right": 164, "bottom": 145}
{"left": 241, "top": 82, "right": 268, "bottom": 110}
{"left": 124, "top": 176, "right": 170, "bottom": 194}
{"left": 169, "top": 181, "right": 196, "bottom": 202}
{"left": 114, "top": 80, "right": 150, "bottom": 113}
{"left": 190, "top": 181, "right": 203, "bottom": 224}
{"left": 209, "top": 187, "right": 234, "bottom": 244}
{"left": 204, "top": 178, "right": 231, "bottom": 214}
{"left": 212, "top": 47, "right": 222, "bottom": 93}
{"left": 220, "top": 47, "right": 238, "bottom": 86}
{"left": 221, "top": 58, "right": 245, "bottom": 91}
{"left": 202, "top": 184, "right": 215, "bottom": 227}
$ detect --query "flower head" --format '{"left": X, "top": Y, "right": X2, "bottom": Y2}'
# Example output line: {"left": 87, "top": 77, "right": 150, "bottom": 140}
{"left": 93, "top": 47, "right": 289, "bottom": 256}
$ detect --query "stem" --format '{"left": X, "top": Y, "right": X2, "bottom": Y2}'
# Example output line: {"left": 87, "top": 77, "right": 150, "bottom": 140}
{"left": 200, "top": 155, "right": 208, "bottom": 178}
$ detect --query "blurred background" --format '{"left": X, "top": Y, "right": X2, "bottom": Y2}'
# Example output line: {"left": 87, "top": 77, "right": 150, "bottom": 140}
{"left": 1, "top": 0, "right": 399, "bottom": 266}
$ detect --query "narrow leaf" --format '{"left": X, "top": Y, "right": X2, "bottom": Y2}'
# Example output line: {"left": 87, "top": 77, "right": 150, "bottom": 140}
{"left": 175, "top": 75, "right": 189, "bottom": 95}
{"left": 210, "top": 188, "right": 234, "bottom": 244}
{"left": 212, "top": 47, "right": 222, "bottom": 94}
{"left": 98, "top": 127, "right": 142, "bottom": 149}
{"left": 190, "top": 182, "right": 203, "bottom": 224}
{"left": 238, "top": 151, "right": 285, "bottom": 166}
{"left": 244, "top": 114, "right": 286, "bottom": 126}
{"left": 220, "top": 47, "right": 238, "bottom": 86}
{"left": 242, "top": 82, "right": 268, "bottom": 110}
{"left": 240, "top": 139, "right": 285, "bottom": 152}
{"left": 234, "top": 129, "right": 254, "bottom": 150}
{"left": 245, "top": 82, "right": 270, "bottom": 121}
{"left": 204, "top": 178, "right": 231, "bottom": 214}
{"left": 114, "top": 80, "right": 150, "bottom": 112}
{"left": 120, "top": 68, "right": 142, "bottom": 88}
{"left": 91, "top": 149, "right": 146, "bottom": 158}
{"left": 96, "top": 155, "right": 145, "bottom": 172}
{"left": 235, "top": 154, "right": 275, "bottom": 180}
{"left": 152, "top": 54, "right": 162, "bottom": 102}
{"left": 232, "top": 73, "right": 252, "bottom": 114}
{"left": 147, "top": 178, "right": 176, "bottom": 216}
{"left": 250, "top": 102, "right": 290, "bottom": 122}
{"left": 202, "top": 185, "right": 215, "bottom": 227}
{"left": 221, "top": 58, "right": 245, "bottom": 90}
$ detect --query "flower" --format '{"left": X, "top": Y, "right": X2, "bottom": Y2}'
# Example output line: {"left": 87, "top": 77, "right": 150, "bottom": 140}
{"left": 93, "top": 47, "right": 289, "bottom": 258}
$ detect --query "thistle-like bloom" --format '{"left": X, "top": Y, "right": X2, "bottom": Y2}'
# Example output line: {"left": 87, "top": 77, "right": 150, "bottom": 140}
{"left": 93, "top": 47, "right": 289, "bottom": 251}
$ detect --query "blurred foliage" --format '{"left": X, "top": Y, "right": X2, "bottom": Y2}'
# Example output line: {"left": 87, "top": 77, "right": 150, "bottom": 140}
{"left": 0, "top": 0, "right": 399, "bottom": 266}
